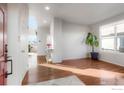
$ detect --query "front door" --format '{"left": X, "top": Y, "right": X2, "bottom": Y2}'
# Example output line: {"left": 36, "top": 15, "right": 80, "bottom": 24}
{"left": 0, "top": 5, "right": 7, "bottom": 85}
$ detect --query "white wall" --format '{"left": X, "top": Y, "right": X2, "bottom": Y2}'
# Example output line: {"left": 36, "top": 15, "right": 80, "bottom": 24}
{"left": 7, "top": 4, "right": 29, "bottom": 85}
{"left": 91, "top": 13, "right": 124, "bottom": 67}
{"left": 51, "top": 18, "right": 63, "bottom": 63}
{"left": 49, "top": 18, "right": 89, "bottom": 62}
{"left": 37, "top": 27, "right": 49, "bottom": 55}
{"left": 62, "top": 21, "right": 89, "bottom": 60}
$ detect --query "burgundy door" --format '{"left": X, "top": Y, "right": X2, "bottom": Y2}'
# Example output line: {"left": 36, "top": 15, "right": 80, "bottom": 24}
{"left": 0, "top": 6, "right": 7, "bottom": 85}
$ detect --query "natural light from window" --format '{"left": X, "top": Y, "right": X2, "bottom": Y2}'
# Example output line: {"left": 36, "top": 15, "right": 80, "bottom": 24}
{"left": 101, "top": 37, "right": 114, "bottom": 50}
{"left": 100, "top": 20, "right": 124, "bottom": 52}
{"left": 28, "top": 16, "right": 38, "bottom": 30}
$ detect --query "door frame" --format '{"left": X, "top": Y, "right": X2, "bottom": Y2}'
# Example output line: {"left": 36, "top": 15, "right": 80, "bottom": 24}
{"left": 0, "top": 6, "right": 7, "bottom": 85}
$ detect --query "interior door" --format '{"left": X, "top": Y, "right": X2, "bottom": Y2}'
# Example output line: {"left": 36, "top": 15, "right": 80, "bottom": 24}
{"left": 0, "top": 6, "right": 7, "bottom": 85}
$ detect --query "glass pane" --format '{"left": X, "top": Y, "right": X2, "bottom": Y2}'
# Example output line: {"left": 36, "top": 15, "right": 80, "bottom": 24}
{"left": 101, "top": 37, "right": 114, "bottom": 50}
{"left": 117, "top": 37, "right": 124, "bottom": 52}
{"left": 101, "top": 26, "right": 115, "bottom": 36}
{"left": 116, "top": 23, "right": 124, "bottom": 35}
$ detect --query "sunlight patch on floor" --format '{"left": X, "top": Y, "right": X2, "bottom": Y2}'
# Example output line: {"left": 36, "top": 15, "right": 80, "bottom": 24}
{"left": 40, "top": 63, "right": 124, "bottom": 79}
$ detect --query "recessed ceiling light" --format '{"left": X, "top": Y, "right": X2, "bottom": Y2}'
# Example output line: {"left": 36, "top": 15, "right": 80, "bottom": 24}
{"left": 44, "top": 6, "right": 50, "bottom": 11}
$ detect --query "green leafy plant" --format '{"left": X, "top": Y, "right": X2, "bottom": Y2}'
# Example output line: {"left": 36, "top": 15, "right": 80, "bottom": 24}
{"left": 85, "top": 32, "right": 99, "bottom": 52}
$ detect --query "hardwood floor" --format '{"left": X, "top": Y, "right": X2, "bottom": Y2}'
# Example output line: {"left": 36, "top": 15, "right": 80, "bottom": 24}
{"left": 22, "top": 56, "right": 124, "bottom": 85}
{"left": 61, "top": 59, "right": 124, "bottom": 85}
{"left": 37, "top": 55, "right": 46, "bottom": 64}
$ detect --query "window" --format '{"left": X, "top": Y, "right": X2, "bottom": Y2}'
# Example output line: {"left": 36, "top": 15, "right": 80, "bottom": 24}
{"left": 101, "top": 37, "right": 115, "bottom": 50}
{"left": 100, "top": 21, "right": 124, "bottom": 53}
{"left": 100, "top": 25, "right": 115, "bottom": 50}
{"left": 117, "top": 23, "right": 124, "bottom": 35}
{"left": 117, "top": 37, "right": 124, "bottom": 51}
{"left": 101, "top": 26, "right": 115, "bottom": 36}
{"left": 117, "top": 23, "right": 124, "bottom": 52}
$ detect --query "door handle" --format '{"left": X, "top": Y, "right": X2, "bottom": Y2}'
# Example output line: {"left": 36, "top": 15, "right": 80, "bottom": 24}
{"left": 5, "top": 59, "right": 13, "bottom": 78}
{"left": 5, "top": 44, "right": 8, "bottom": 53}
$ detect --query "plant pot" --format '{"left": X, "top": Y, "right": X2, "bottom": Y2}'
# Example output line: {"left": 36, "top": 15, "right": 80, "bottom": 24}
{"left": 90, "top": 52, "right": 99, "bottom": 60}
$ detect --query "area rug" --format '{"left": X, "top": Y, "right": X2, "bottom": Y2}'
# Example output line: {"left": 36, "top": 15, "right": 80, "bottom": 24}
{"left": 32, "top": 75, "right": 85, "bottom": 85}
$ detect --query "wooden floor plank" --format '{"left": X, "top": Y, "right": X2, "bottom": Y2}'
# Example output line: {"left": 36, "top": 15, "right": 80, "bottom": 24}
{"left": 22, "top": 57, "right": 124, "bottom": 85}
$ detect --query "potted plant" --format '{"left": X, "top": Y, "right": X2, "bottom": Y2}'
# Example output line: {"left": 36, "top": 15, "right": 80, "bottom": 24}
{"left": 85, "top": 32, "right": 99, "bottom": 60}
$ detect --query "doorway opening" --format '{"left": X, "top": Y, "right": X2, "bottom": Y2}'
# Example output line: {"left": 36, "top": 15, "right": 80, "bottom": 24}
{"left": 28, "top": 15, "right": 38, "bottom": 68}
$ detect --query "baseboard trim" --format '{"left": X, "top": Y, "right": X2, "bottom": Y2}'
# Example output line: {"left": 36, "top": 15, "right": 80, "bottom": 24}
{"left": 63, "top": 57, "right": 124, "bottom": 68}
{"left": 99, "top": 58, "right": 124, "bottom": 68}
{"left": 62, "top": 57, "right": 89, "bottom": 62}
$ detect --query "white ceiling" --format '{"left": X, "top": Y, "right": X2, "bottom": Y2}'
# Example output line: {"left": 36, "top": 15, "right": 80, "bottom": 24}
{"left": 29, "top": 3, "right": 124, "bottom": 27}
